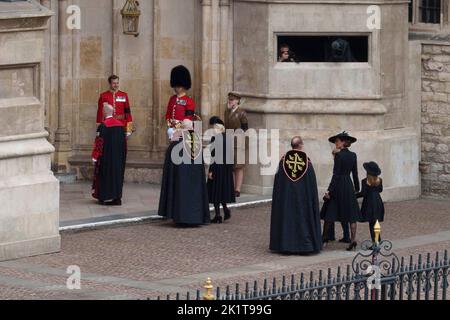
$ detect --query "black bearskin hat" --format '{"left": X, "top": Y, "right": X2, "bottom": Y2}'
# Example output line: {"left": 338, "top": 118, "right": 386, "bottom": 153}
{"left": 170, "top": 65, "right": 192, "bottom": 90}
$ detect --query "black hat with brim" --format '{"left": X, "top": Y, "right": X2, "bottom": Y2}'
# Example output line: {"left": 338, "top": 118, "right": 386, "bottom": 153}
{"left": 209, "top": 116, "right": 224, "bottom": 126}
{"left": 328, "top": 131, "right": 357, "bottom": 144}
{"left": 363, "top": 161, "right": 381, "bottom": 176}
{"left": 170, "top": 65, "right": 192, "bottom": 90}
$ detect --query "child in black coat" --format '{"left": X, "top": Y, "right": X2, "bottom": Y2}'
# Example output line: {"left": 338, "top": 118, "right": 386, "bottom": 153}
{"left": 356, "top": 161, "right": 385, "bottom": 242}
{"left": 207, "top": 116, "right": 236, "bottom": 223}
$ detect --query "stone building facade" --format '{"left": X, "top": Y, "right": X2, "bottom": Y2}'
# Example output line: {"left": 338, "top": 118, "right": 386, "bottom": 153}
{"left": 421, "top": 43, "right": 450, "bottom": 198}
{"left": 36, "top": 0, "right": 422, "bottom": 202}
{"left": 41, "top": 0, "right": 233, "bottom": 184}
{"left": 2, "top": 0, "right": 450, "bottom": 260}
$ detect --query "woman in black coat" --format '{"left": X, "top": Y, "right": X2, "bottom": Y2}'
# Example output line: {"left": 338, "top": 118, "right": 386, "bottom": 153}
{"left": 321, "top": 132, "right": 361, "bottom": 251}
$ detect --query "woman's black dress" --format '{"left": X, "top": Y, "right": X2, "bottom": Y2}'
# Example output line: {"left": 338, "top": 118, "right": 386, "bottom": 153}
{"left": 207, "top": 132, "right": 236, "bottom": 204}
{"left": 321, "top": 148, "right": 361, "bottom": 223}
{"left": 356, "top": 178, "right": 385, "bottom": 223}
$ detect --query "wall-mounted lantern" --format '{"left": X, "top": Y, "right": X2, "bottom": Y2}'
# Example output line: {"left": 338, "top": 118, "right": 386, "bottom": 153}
{"left": 121, "top": 0, "right": 141, "bottom": 37}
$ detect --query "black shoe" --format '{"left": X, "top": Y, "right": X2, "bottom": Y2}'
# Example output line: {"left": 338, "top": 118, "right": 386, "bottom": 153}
{"left": 108, "top": 199, "right": 122, "bottom": 206}
{"left": 211, "top": 216, "right": 223, "bottom": 224}
{"left": 346, "top": 242, "right": 358, "bottom": 251}
{"left": 339, "top": 238, "right": 352, "bottom": 244}
{"left": 224, "top": 209, "right": 231, "bottom": 221}
{"left": 235, "top": 191, "right": 241, "bottom": 198}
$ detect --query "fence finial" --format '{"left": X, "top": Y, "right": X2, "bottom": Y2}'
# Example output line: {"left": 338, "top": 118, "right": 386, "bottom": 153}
{"left": 374, "top": 220, "right": 381, "bottom": 245}
{"left": 203, "top": 278, "right": 215, "bottom": 300}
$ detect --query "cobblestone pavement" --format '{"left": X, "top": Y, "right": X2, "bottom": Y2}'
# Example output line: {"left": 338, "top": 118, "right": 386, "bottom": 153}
{"left": 0, "top": 198, "right": 449, "bottom": 300}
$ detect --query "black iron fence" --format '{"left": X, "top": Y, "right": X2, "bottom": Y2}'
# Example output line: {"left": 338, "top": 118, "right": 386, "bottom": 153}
{"left": 157, "top": 245, "right": 449, "bottom": 301}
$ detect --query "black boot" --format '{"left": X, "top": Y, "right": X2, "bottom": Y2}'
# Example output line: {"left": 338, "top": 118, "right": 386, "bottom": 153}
{"left": 224, "top": 208, "right": 231, "bottom": 221}
{"left": 212, "top": 204, "right": 223, "bottom": 223}
{"left": 211, "top": 215, "right": 223, "bottom": 224}
{"left": 346, "top": 242, "right": 358, "bottom": 251}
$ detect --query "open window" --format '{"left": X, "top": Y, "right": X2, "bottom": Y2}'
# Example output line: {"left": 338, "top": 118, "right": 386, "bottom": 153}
{"left": 277, "top": 35, "right": 369, "bottom": 63}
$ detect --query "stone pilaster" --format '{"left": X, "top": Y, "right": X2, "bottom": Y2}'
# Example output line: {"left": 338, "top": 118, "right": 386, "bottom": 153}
{"left": 53, "top": 0, "right": 72, "bottom": 173}
{"left": 0, "top": 0, "right": 60, "bottom": 261}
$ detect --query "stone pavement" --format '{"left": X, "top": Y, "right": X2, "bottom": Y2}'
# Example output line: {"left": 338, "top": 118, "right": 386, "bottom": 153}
{"left": 60, "top": 182, "right": 271, "bottom": 229}
{"left": 0, "top": 198, "right": 449, "bottom": 300}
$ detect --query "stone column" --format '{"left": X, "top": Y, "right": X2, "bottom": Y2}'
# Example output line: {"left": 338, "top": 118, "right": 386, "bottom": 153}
{"left": 201, "top": 0, "right": 229, "bottom": 122}
{"left": 219, "top": 0, "right": 231, "bottom": 117}
{"left": 201, "top": 0, "right": 213, "bottom": 122}
{"left": 53, "top": 0, "right": 73, "bottom": 173}
{"left": 0, "top": 0, "right": 60, "bottom": 261}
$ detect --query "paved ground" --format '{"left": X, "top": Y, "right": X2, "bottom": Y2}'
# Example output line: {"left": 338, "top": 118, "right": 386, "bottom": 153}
{"left": 0, "top": 197, "right": 449, "bottom": 300}
{"left": 60, "top": 182, "right": 271, "bottom": 228}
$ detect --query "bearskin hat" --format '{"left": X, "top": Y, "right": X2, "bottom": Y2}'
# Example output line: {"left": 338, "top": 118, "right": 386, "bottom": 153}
{"left": 170, "top": 65, "right": 192, "bottom": 90}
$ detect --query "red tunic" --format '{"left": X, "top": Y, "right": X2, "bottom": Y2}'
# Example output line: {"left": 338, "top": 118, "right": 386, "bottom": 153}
{"left": 97, "top": 90, "right": 133, "bottom": 131}
{"left": 165, "top": 95, "right": 195, "bottom": 127}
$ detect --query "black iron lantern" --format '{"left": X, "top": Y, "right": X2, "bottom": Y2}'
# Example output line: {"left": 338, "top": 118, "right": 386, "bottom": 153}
{"left": 121, "top": 0, "right": 141, "bottom": 37}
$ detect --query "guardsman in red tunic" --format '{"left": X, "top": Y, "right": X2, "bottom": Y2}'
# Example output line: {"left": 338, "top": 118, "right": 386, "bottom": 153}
{"left": 97, "top": 75, "right": 134, "bottom": 136}
{"left": 165, "top": 65, "right": 196, "bottom": 131}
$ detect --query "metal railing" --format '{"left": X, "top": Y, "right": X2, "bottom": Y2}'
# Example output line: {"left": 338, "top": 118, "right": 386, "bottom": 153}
{"left": 156, "top": 223, "right": 450, "bottom": 301}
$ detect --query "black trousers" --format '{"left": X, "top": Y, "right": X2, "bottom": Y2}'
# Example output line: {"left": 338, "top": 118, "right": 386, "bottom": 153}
{"left": 326, "top": 222, "right": 350, "bottom": 241}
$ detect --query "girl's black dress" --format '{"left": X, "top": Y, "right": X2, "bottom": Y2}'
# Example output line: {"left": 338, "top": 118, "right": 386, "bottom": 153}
{"left": 356, "top": 178, "right": 385, "bottom": 223}
{"left": 207, "top": 132, "right": 236, "bottom": 204}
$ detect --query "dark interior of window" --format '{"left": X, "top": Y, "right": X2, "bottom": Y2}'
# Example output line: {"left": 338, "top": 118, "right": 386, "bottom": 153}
{"left": 409, "top": 0, "right": 414, "bottom": 22}
{"left": 419, "top": 0, "right": 441, "bottom": 24}
{"left": 277, "top": 35, "right": 369, "bottom": 63}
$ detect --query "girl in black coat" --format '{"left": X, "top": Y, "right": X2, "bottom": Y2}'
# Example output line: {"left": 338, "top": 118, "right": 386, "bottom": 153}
{"left": 321, "top": 132, "right": 361, "bottom": 251}
{"left": 207, "top": 116, "right": 236, "bottom": 223}
{"left": 357, "top": 161, "right": 385, "bottom": 242}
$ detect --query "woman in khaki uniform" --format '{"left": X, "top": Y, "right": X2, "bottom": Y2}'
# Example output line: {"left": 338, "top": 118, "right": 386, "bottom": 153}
{"left": 224, "top": 93, "right": 249, "bottom": 197}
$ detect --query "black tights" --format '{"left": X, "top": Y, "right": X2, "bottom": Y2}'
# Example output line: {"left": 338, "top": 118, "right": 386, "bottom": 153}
{"left": 214, "top": 203, "right": 229, "bottom": 217}
{"left": 323, "top": 221, "right": 357, "bottom": 242}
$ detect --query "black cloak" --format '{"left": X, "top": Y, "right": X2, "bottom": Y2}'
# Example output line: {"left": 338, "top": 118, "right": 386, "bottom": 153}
{"left": 158, "top": 137, "right": 210, "bottom": 225}
{"left": 270, "top": 151, "right": 323, "bottom": 254}
{"left": 92, "top": 119, "right": 127, "bottom": 202}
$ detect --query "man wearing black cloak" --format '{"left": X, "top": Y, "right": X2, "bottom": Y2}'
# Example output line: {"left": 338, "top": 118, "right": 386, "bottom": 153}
{"left": 157, "top": 66, "right": 210, "bottom": 226}
{"left": 270, "top": 137, "right": 322, "bottom": 254}
{"left": 92, "top": 104, "right": 127, "bottom": 206}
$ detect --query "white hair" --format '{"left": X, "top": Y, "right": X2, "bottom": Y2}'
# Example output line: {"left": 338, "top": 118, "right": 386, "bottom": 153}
{"left": 182, "top": 119, "right": 193, "bottom": 130}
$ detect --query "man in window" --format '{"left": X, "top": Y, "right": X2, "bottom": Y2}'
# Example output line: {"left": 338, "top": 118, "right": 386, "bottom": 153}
{"left": 278, "top": 44, "right": 298, "bottom": 63}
